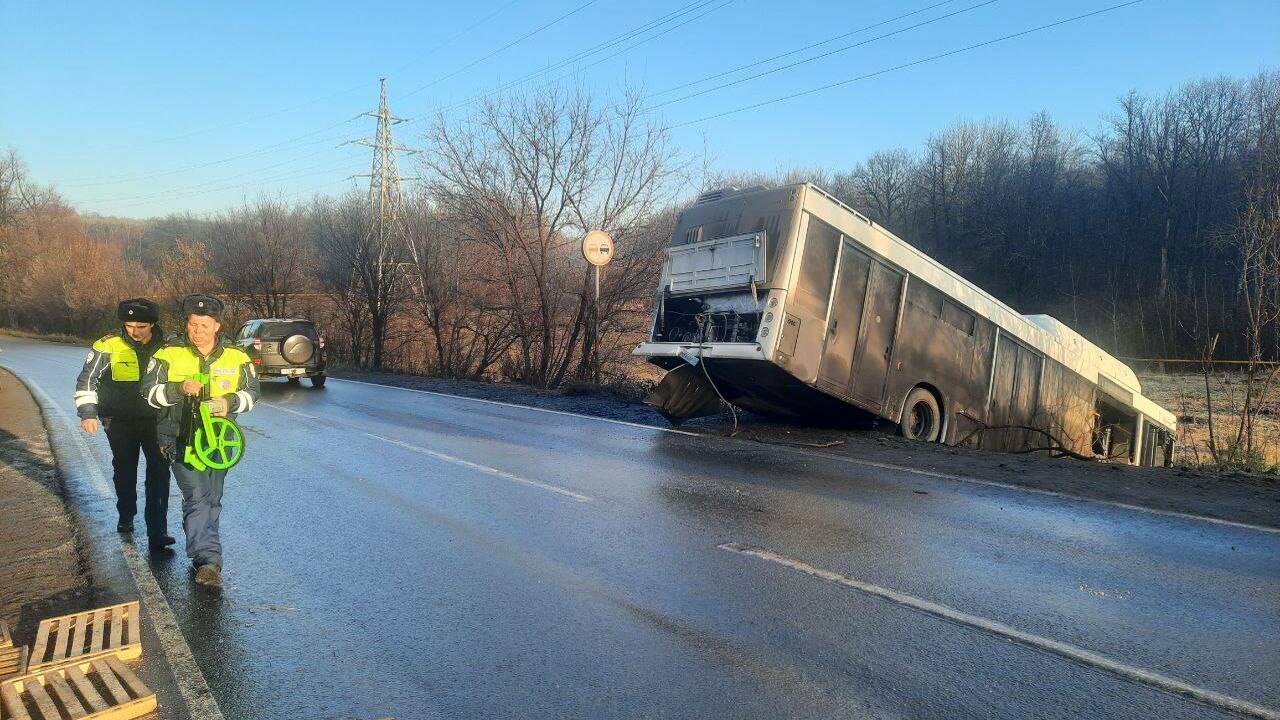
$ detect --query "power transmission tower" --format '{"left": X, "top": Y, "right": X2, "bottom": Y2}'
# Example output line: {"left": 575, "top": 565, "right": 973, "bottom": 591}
{"left": 351, "top": 78, "right": 422, "bottom": 290}
{"left": 348, "top": 78, "right": 421, "bottom": 368}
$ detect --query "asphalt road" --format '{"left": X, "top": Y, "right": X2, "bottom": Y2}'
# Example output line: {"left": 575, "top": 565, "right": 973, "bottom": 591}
{"left": 2, "top": 336, "right": 1277, "bottom": 720}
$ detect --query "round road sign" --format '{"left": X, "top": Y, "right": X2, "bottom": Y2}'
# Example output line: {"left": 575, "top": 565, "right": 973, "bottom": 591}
{"left": 582, "top": 230, "right": 614, "bottom": 267}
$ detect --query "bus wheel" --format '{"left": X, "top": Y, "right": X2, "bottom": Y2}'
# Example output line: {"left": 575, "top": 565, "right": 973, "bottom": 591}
{"left": 900, "top": 388, "right": 942, "bottom": 442}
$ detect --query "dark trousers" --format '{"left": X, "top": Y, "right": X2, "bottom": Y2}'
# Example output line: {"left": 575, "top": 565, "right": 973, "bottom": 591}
{"left": 171, "top": 462, "right": 226, "bottom": 568}
{"left": 104, "top": 418, "right": 171, "bottom": 539}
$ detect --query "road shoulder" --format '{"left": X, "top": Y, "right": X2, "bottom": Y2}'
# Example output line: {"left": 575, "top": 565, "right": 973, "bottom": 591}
{"left": 0, "top": 366, "right": 101, "bottom": 637}
{"left": 0, "top": 365, "right": 199, "bottom": 719}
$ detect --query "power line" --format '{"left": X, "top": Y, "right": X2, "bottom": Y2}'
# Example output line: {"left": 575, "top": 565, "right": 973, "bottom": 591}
{"left": 400, "top": 0, "right": 603, "bottom": 101}
{"left": 647, "top": 0, "right": 999, "bottom": 111}
{"left": 667, "top": 0, "right": 1150, "bottom": 129}
{"left": 429, "top": 0, "right": 728, "bottom": 116}
{"left": 61, "top": 118, "right": 359, "bottom": 187}
{"left": 89, "top": 160, "right": 363, "bottom": 212}
{"left": 649, "top": 0, "right": 962, "bottom": 99}
{"left": 444, "top": 0, "right": 736, "bottom": 116}
{"left": 75, "top": 144, "right": 364, "bottom": 205}
{"left": 385, "top": 0, "right": 523, "bottom": 78}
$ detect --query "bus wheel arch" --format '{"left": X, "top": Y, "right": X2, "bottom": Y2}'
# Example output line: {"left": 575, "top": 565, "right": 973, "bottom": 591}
{"left": 898, "top": 384, "right": 946, "bottom": 443}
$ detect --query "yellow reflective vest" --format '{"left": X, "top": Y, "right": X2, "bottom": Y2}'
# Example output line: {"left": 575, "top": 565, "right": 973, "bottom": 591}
{"left": 142, "top": 338, "right": 260, "bottom": 447}
{"left": 74, "top": 331, "right": 165, "bottom": 420}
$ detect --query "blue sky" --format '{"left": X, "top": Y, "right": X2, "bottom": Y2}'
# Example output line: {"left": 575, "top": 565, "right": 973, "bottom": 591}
{"left": 1, "top": 0, "right": 1277, "bottom": 218}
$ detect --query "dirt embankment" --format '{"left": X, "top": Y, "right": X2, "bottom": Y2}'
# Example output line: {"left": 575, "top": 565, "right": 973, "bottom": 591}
{"left": 0, "top": 367, "right": 99, "bottom": 639}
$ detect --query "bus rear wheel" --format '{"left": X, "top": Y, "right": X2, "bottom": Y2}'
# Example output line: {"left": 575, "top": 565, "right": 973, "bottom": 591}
{"left": 900, "top": 388, "right": 942, "bottom": 443}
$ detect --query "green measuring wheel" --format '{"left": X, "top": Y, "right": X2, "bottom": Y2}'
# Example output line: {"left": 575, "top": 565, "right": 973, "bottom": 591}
{"left": 183, "top": 401, "right": 245, "bottom": 471}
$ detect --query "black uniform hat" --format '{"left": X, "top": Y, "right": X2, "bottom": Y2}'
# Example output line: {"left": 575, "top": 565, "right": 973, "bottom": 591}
{"left": 117, "top": 298, "right": 159, "bottom": 323}
{"left": 180, "top": 293, "right": 224, "bottom": 319}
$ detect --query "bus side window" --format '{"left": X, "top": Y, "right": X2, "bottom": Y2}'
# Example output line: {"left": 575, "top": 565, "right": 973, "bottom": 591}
{"left": 942, "top": 301, "right": 975, "bottom": 336}
{"left": 793, "top": 215, "right": 841, "bottom": 319}
{"left": 907, "top": 281, "right": 943, "bottom": 318}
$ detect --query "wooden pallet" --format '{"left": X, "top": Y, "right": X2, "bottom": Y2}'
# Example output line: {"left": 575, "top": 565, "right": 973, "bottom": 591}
{"left": 0, "top": 647, "right": 27, "bottom": 684}
{"left": 0, "top": 656, "right": 156, "bottom": 720}
{"left": 26, "top": 603, "right": 141, "bottom": 675}
{"left": 0, "top": 623, "right": 26, "bottom": 682}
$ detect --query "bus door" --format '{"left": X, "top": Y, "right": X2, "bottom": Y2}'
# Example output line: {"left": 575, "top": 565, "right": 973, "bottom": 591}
{"left": 849, "top": 261, "right": 905, "bottom": 410}
{"left": 817, "top": 241, "right": 872, "bottom": 393}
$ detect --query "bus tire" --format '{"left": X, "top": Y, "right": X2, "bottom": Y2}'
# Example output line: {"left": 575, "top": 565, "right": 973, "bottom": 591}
{"left": 899, "top": 387, "right": 942, "bottom": 443}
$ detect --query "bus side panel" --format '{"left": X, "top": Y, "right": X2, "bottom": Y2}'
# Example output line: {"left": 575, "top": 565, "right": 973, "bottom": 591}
{"left": 778, "top": 211, "right": 835, "bottom": 385}
{"left": 982, "top": 339, "right": 1052, "bottom": 453}
{"left": 884, "top": 278, "right": 995, "bottom": 442}
{"left": 1037, "top": 360, "right": 1099, "bottom": 457}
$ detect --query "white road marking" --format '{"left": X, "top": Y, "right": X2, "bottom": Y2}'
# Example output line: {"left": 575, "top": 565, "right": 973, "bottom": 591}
{"left": 795, "top": 451, "right": 1280, "bottom": 536}
{"left": 333, "top": 377, "right": 1280, "bottom": 536}
{"left": 261, "top": 401, "right": 320, "bottom": 420}
{"left": 719, "top": 542, "right": 1280, "bottom": 720}
{"left": 263, "top": 399, "right": 590, "bottom": 502}
{"left": 16, "top": 372, "right": 225, "bottom": 720}
{"left": 364, "top": 432, "right": 593, "bottom": 503}
{"left": 333, "top": 377, "right": 703, "bottom": 437}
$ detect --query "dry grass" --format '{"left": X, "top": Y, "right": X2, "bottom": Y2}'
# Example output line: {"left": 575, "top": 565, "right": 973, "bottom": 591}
{"left": 0, "top": 327, "right": 90, "bottom": 345}
{"left": 1139, "top": 370, "right": 1280, "bottom": 471}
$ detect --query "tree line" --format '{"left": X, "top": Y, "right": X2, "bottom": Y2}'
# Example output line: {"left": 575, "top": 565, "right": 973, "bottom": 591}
{"left": 2, "top": 70, "right": 1277, "bottom": 391}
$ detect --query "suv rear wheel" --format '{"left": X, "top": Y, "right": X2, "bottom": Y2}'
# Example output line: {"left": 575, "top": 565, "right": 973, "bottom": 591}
{"left": 310, "top": 374, "right": 326, "bottom": 388}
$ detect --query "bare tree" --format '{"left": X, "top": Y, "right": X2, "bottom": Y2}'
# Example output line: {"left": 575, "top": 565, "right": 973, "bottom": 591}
{"left": 833, "top": 148, "right": 916, "bottom": 230}
{"left": 158, "top": 238, "right": 219, "bottom": 310}
{"left": 402, "top": 193, "right": 516, "bottom": 379}
{"left": 209, "top": 198, "right": 311, "bottom": 318}
{"left": 424, "top": 85, "right": 682, "bottom": 387}
{"left": 310, "top": 191, "right": 408, "bottom": 369}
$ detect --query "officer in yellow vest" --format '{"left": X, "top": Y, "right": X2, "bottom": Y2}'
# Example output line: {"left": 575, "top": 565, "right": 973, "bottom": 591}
{"left": 142, "top": 294, "right": 259, "bottom": 588}
{"left": 74, "top": 298, "right": 174, "bottom": 553}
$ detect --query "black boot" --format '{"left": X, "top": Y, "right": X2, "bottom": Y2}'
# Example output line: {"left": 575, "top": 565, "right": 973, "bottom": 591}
{"left": 117, "top": 517, "right": 134, "bottom": 534}
{"left": 148, "top": 536, "right": 176, "bottom": 555}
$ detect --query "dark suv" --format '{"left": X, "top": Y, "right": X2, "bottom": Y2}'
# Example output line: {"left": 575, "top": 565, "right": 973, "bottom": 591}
{"left": 235, "top": 319, "right": 327, "bottom": 387}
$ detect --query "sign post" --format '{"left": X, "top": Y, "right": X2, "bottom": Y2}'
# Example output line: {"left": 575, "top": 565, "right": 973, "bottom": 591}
{"left": 582, "top": 230, "right": 614, "bottom": 382}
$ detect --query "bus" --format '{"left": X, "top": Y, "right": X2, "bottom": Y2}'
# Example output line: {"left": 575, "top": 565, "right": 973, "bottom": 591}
{"left": 634, "top": 183, "right": 1176, "bottom": 467}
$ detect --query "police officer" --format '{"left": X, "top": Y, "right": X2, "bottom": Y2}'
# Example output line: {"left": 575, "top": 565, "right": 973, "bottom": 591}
{"left": 142, "top": 294, "right": 259, "bottom": 587}
{"left": 75, "top": 298, "right": 174, "bottom": 553}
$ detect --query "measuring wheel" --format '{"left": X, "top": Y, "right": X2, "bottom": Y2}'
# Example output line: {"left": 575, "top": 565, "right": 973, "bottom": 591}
{"left": 184, "top": 407, "right": 245, "bottom": 471}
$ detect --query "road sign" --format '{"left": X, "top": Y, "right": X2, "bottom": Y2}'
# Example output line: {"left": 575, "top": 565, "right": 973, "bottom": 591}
{"left": 582, "top": 230, "right": 614, "bottom": 267}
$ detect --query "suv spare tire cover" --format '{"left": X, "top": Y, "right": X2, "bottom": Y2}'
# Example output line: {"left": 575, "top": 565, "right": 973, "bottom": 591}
{"left": 280, "top": 334, "right": 315, "bottom": 364}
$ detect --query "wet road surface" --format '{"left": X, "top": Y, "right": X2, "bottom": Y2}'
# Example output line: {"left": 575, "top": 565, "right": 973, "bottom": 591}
{"left": 3, "top": 336, "right": 1278, "bottom": 720}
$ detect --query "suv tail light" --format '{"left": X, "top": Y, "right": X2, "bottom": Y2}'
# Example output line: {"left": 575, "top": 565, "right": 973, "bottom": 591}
{"left": 253, "top": 357, "right": 262, "bottom": 365}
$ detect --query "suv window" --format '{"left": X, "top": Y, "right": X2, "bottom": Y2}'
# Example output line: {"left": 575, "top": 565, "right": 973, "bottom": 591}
{"left": 258, "top": 321, "right": 318, "bottom": 340}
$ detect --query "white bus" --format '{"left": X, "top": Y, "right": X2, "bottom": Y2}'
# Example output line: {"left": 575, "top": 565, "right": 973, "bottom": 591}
{"left": 634, "top": 183, "right": 1176, "bottom": 466}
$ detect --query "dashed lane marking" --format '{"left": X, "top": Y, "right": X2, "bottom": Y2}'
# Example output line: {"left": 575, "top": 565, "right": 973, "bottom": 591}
{"left": 261, "top": 401, "right": 320, "bottom": 420}
{"left": 332, "top": 376, "right": 704, "bottom": 437}
{"left": 261, "top": 400, "right": 592, "bottom": 502}
{"left": 17, "top": 372, "right": 226, "bottom": 720}
{"left": 332, "top": 377, "right": 1280, "bottom": 536}
{"left": 719, "top": 542, "right": 1280, "bottom": 720}
{"left": 365, "top": 432, "right": 593, "bottom": 503}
